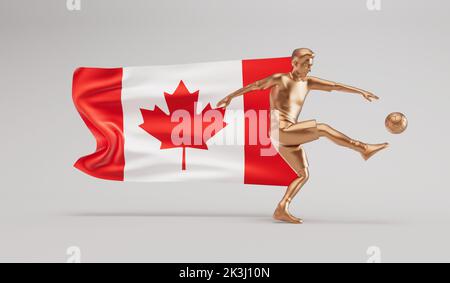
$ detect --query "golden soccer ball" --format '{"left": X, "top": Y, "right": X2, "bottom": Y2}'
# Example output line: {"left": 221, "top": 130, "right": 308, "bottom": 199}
{"left": 385, "top": 112, "right": 408, "bottom": 134}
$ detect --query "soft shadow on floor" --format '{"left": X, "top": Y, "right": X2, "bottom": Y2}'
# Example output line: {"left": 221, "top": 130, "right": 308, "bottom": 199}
{"left": 304, "top": 218, "right": 400, "bottom": 225}
{"left": 65, "top": 211, "right": 268, "bottom": 219}
{"left": 63, "top": 212, "right": 399, "bottom": 225}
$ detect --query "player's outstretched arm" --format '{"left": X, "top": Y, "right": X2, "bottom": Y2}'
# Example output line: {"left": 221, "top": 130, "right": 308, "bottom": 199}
{"left": 308, "top": 76, "right": 379, "bottom": 102}
{"left": 216, "top": 74, "right": 281, "bottom": 108}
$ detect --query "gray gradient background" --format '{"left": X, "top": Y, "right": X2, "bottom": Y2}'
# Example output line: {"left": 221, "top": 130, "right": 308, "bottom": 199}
{"left": 0, "top": 0, "right": 449, "bottom": 262}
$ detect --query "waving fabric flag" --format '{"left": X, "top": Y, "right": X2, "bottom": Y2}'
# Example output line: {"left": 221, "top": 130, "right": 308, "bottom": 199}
{"left": 73, "top": 57, "right": 299, "bottom": 186}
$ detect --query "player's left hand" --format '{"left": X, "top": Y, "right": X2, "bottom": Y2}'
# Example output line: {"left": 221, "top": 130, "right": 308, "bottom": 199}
{"left": 362, "top": 91, "right": 379, "bottom": 102}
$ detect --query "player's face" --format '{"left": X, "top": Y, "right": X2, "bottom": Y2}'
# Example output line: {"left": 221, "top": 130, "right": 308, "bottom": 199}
{"left": 293, "top": 56, "right": 314, "bottom": 77}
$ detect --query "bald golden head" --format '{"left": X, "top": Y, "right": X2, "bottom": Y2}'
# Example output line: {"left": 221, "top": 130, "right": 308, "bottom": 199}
{"left": 291, "top": 48, "right": 315, "bottom": 79}
{"left": 291, "top": 48, "right": 315, "bottom": 61}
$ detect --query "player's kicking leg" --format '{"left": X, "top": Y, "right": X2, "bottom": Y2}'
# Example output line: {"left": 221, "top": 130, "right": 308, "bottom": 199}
{"left": 317, "top": 123, "right": 389, "bottom": 160}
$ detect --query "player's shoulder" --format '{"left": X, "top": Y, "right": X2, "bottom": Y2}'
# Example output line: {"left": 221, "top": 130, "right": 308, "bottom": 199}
{"left": 307, "top": 76, "right": 321, "bottom": 82}
{"left": 270, "top": 73, "right": 288, "bottom": 80}
{"left": 270, "top": 73, "right": 285, "bottom": 79}
{"left": 307, "top": 76, "right": 336, "bottom": 86}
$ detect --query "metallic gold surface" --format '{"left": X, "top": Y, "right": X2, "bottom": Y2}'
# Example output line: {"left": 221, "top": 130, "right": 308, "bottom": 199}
{"left": 217, "top": 48, "right": 389, "bottom": 224}
{"left": 385, "top": 112, "right": 408, "bottom": 134}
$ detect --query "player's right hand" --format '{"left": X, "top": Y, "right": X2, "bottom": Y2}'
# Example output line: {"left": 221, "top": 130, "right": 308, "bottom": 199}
{"left": 216, "top": 96, "right": 232, "bottom": 108}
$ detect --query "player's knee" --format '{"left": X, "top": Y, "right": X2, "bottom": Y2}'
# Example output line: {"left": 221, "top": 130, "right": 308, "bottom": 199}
{"left": 317, "top": 123, "right": 331, "bottom": 135}
{"left": 299, "top": 169, "right": 310, "bottom": 180}
{"left": 317, "top": 123, "right": 329, "bottom": 131}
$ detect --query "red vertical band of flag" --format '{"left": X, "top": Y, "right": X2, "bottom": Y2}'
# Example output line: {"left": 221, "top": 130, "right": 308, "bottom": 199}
{"left": 72, "top": 68, "right": 125, "bottom": 181}
{"left": 242, "top": 58, "right": 298, "bottom": 186}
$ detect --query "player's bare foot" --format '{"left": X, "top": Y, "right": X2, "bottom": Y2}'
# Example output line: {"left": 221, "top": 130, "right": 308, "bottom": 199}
{"left": 361, "top": 143, "right": 389, "bottom": 160}
{"left": 288, "top": 214, "right": 303, "bottom": 223}
{"left": 273, "top": 203, "right": 303, "bottom": 224}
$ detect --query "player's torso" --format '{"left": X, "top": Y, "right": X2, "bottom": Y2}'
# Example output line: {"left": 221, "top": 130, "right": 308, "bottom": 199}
{"left": 269, "top": 75, "right": 309, "bottom": 124}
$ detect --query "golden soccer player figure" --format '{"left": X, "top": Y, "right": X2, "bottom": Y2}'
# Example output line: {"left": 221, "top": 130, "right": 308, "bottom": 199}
{"left": 217, "top": 48, "right": 389, "bottom": 224}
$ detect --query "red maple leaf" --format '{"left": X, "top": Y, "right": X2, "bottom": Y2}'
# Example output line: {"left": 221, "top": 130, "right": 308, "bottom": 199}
{"left": 139, "top": 80, "right": 227, "bottom": 170}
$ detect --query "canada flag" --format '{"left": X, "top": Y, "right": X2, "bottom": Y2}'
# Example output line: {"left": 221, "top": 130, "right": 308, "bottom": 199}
{"left": 73, "top": 57, "right": 299, "bottom": 186}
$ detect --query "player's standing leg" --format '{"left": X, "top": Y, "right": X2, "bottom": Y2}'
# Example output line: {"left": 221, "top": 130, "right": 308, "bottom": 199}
{"left": 273, "top": 167, "right": 309, "bottom": 224}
